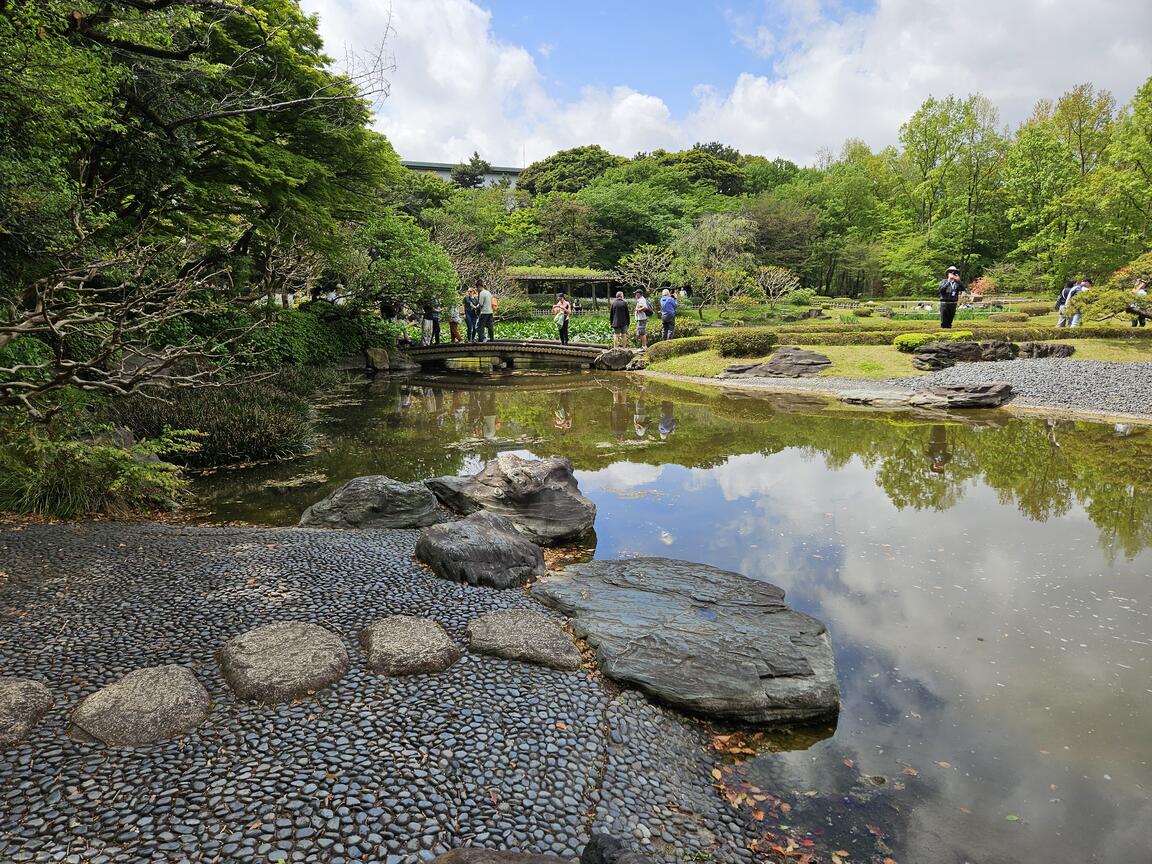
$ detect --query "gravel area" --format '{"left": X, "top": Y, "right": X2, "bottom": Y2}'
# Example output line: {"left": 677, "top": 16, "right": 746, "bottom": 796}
{"left": 652, "top": 358, "right": 1152, "bottom": 420}
{"left": 0, "top": 522, "right": 754, "bottom": 864}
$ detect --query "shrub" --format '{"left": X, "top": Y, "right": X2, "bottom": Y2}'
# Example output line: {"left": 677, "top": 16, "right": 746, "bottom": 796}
{"left": 713, "top": 329, "right": 778, "bottom": 358}
{"left": 676, "top": 318, "right": 702, "bottom": 338}
{"left": 0, "top": 337, "right": 52, "bottom": 383}
{"left": 988, "top": 312, "right": 1029, "bottom": 323}
{"left": 893, "top": 331, "right": 975, "bottom": 352}
{"left": 241, "top": 308, "right": 400, "bottom": 367}
{"left": 785, "top": 288, "right": 817, "bottom": 306}
{"left": 647, "top": 336, "right": 713, "bottom": 363}
{"left": 1014, "top": 302, "right": 1056, "bottom": 317}
{"left": 0, "top": 424, "right": 194, "bottom": 518}
{"left": 493, "top": 295, "right": 536, "bottom": 321}
{"left": 855, "top": 308, "right": 873, "bottom": 317}
{"left": 105, "top": 381, "right": 318, "bottom": 467}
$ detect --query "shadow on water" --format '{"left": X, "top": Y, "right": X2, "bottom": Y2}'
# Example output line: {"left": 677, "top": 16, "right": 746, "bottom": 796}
{"left": 194, "top": 369, "right": 1152, "bottom": 863}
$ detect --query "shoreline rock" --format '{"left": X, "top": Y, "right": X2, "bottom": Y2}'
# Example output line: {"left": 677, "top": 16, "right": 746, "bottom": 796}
{"left": 416, "top": 511, "right": 546, "bottom": 589}
{"left": 299, "top": 475, "right": 443, "bottom": 529}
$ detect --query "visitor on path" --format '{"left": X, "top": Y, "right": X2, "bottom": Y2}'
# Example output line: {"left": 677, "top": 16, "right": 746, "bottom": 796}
{"left": 1131, "top": 276, "right": 1148, "bottom": 328}
{"left": 1056, "top": 279, "right": 1078, "bottom": 327}
{"left": 464, "top": 287, "right": 480, "bottom": 342}
{"left": 610, "top": 291, "right": 630, "bottom": 349}
{"left": 938, "top": 266, "right": 965, "bottom": 328}
{"left": 478, "top": 285, "right": 495, "bottom": 342}
{"left": 633, "top": 290, "right": 655, "bottom": 350}
{"left": 420, "top": 305, "right": 436, "bottom": 346}
{"left": 552, "top": 292, "right": 573, "bottom": 345}
{"left": 448, "top": 298, "right": 462, "bottom": 342}
{"left": 1068, "top": 278, "right": 1091, "bottom": 328}
{"left": 659, "top": 287, "right": 679, "bottom": 340}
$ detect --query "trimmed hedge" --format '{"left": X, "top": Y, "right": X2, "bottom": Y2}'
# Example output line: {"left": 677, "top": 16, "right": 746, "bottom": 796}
{"left": 988, "top": 312, "right": 1029, "bottom": 323}
{"left": 713, "top": 329, "right": 778, "bottom": 358}
{"left": 647, "top": 336, "right": 713, "bottom": 363}
{"left": 774, "top": 326, "right": 1152, "bottom": 347}
{"left": 893, "top": 331, "right": 974, "bottom": 352}
{"left": 1012, "top": 302, "right": 1056, "bottom": 317}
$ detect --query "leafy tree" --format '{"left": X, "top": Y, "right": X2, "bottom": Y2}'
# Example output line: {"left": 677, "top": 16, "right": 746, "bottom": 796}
{"left": 450, "top": 151, "right": 492, "bottom": 188}
{"left": 517, "top": 145, "right": 625, "bottom": 195}
{"left": 742, "top": 156, "right": 800, "bottom": 194}
{"left": 352, "top": 215, "right": 457, "bottom": 311}
{"left": 532, "top": 195, "right": 607, "bottom": 266}
{"left": 740, "top": 193, "right": 820, "bottom": 270}
{"left": 692, "top": 142, "right": 742, "bottom": 163}
{"left": 673, "top": 213, "right": 755, "bottom": 308}
{"left": 653, "top": 149, "right": 744, "bottom": 195}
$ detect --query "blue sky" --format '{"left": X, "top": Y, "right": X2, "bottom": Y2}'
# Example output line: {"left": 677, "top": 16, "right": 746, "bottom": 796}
{"left": 303, "top": 0, "right": 1152, "bottom": 166}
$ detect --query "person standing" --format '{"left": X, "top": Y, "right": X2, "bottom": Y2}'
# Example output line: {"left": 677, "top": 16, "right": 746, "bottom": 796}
{"left": 938, "top": 266, "right": 965, "bottom": 329}
{"left": 448, "top": 296, "right": 463, "bottom": 342}
{"left": 478, "top": 284, "right": 495, "bottom": 342}
{"left": 1056, "top": 279, "right": 1078, "bottom": 327}
{"left": 610, "top": 291, "right": 630, "bottom": 349}
{"left": 633, "top": 290, "right": 654, "bottom": 350}
{"left": 1130, "top": 276, "right": 1147, "bottom": 328}
{"left": 659, "top": 287, "right": 679, "bottom": 340}
{"left": 1068, "top": 277, "right": 1091, "bottom": 328}
{"left": 552, "top": 292, "right": 573, "bottom": 345}
{"left": 464, "top": 287, "right": 480, "bottom": 342}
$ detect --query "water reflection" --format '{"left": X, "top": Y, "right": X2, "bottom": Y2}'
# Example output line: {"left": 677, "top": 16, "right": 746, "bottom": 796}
{"left": 195, "top": 372, "right": 1152, "bottom": 863}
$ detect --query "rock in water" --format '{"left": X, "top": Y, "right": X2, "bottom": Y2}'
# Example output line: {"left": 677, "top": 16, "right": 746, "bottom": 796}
{"left": 425, "top": 454, "right": 596, "bottom": 546}
{"left": 592, "top": 348, "right": 634, "bottom": 371}
{"left": 467, "top": 610, "right": 582, "bottom": 671}
{"left": 360, "top": 616, "right": 461, "bottom": 675}
{"left": 0, "top": 679, "right": 53, "bottom": 748}
{"left": 299, "top": 475, "right": 442, "bottom": 529}
{"left": 907, "top": 382, "right": 1014, "bottom": 409}
{"left": 71, "top": 666, "right": 210, "bottom": 746}
{"left": 531, "top": 558, "right": 840, "bottom": 725}
{"left": 218, "top": 622, "right": 349, "bottom": 703}
{"left": 718, "top": 347, "right": 832, "bottom": 378}
{"left": 416, "top": 511, "right": 546, "bottom": 589}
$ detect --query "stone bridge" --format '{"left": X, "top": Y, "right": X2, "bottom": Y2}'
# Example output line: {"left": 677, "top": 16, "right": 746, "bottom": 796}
{"left": 403, "top": 339, "right": 608, "bottom": 369}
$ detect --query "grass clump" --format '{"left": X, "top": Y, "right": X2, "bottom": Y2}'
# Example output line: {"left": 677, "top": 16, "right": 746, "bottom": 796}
{"left": 988, "top": 312, "right": 1029, "bottom": 323}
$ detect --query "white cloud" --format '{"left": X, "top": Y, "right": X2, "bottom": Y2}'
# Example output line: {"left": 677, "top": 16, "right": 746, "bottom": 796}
{"left": 302, "top": 0, "right": 1152, "bottom": 166}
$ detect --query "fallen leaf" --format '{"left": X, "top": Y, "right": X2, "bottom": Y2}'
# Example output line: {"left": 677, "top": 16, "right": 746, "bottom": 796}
{"left": 802, "top": 790, "right": 819, "bottom": 797}
{"left": 554, "top": 721, "right": 567, "bottom": 731}
{"left": 843, "top": 758, "right": 856, "bottom": 769}
{"left": 751, "top": 809, "right": 765, "bottom": 821}
{"left": 867, "top": 824, "right": 882, "bottom": 836}
{"left": 901, "top": 767, "right": 919, "bottom": 777}
{"left": 779, "top": 802, "right": 792, "bottom": 813}
{"left": 711, "top": 768, "right": 723, "bottom": 781}
{"left": 1005, "top": 814, "right": 1020, "bottom": 822}
{"left": 936, "top": 761, "right": 952, "bottom": 769}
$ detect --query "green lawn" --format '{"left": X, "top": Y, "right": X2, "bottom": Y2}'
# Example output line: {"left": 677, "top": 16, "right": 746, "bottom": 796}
{"left": 648, "top": 338, "right": 1152, "bottom": 380}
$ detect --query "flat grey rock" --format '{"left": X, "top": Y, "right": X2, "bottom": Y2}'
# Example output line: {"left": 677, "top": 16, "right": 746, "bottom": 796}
{"left": 0, "top": 678, "right": 53, "bottom": 748}
{"left": 1018, "top": 341, "right": 1075, "bottom": 359}
{"left": 360, "top": 616, "right": 461, "bottom": 675}
{"left": 467, "top": 610, "right": 582, "bottom": 671}
{"left": 416, "top": 511, "right": 546, "bottom": 589}
{"left": 299, "top": 475, "right": 442, "bottom": 529}
{"left": 718, "top": 347, "right": 832, "bottom": 378}
{"left": 912, "top": 340, "right": 985, "bottom": 370}
{"left": 531, "top": 558, "right": 840, "bottom": 725}
{"left": 71, "top": 665, "right": 209, "bottom": 746}
{"left": 426, "top": 454, "right": 596, "bottom": 546}
{"left": 907, "top": 382, "right": 1014, "bottom": 409}
{"left": 218, "top": 622, "right": 349, "bottom": 703}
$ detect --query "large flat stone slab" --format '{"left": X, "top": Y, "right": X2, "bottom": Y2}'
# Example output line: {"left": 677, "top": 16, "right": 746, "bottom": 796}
{"left": 360, "top": 616, "right": 461, "bottom": 676}
{"left": 467, "top": 610, "right": 582, "bottom": 671}
{"left": 907, "top": 382, "right": 1014, "bottom": 409}
{"left": 531, "top": 558, "right": 840, "bottom": 725}
{"left": 416, "top": 511, "right": 546, "bottom": 589}
{"left": 299, "top": 475, "right": 443, "bottom": 529}
{"left": 426, "top": 455, "right": 596, "bottom": 546}
{"left": 71, "top": 665, "right": 210, "bottom": 746}
{"left": 718, "top": 347, "right": 832, "bottom": 378}
{"left": 0, "top": 678, "right": 53, "bottom": 748}
{"left": 218, "top": 622, "right": 350, "bottom": 703}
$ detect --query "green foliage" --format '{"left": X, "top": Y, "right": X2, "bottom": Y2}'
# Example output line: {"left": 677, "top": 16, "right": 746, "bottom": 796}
{"left": 855, "top": 308, "right": 874, "bottom": 317}
{"left": 518, "top": 145, "right": 626, "bottom": 195}
{"left": 1014, "top": 302, "right": 1058, "bottom": 316}
{"left": 486, "top": 317, "right": 616, "bottom": 343}
{"left": 493, "top": 296, "right": 537, "bottom": 321}
{"left": 450, "top": 151, "right": 492, "bottom": 188}
{"left": 506, "top": 266, "right": 616, "bottom": 279}
{"left": 0, "top": 424, "right": 195, "bottom": 518}
{"left": 0, "top": 337, "right": 52, "bottom": 383}
{"left": 786, "top": 288, "right": 818, "bottom": 306}
{"left": 713, "top": 329, "right": 779, "bottom": 358}
{"left": 236, "top": 308, "right": 398, "bottom": 367}
{"left": 893, "top": 331, "right": 976, "bottom": 352}
{"left": 647, "top": 336, "right": 714, "bottom": 363}
{"left": 988, "top": 312, "right": 1030, "bottom": 322}
{"left": 353, "top": 215, "right": 458, "bottom": 308}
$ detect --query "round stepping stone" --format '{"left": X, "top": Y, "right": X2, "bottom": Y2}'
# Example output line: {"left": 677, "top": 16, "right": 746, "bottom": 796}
{"left": 415, "top": 511, "right": 546, "bottom": 589}
{"left": 0, "top": 678, "right": 53, "bottom": 748}
{"left": 218, "top": 622, "right": 349, "bottom": 703}
{"left": 360, "top": 616, "right": 461, "bottom": 676}
{"left": 71, "top": 665, "right": 209, "bottom": 746}
{"left": 466, "top": 610, "right": 582, "bottom": 671}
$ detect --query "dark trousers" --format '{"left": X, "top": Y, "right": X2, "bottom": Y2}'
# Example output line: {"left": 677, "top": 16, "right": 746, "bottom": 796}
{"left": 479, "top": 313, "right": 494, "bottom": 341}
{"left": 430, "top": 318, "right": 441, "bottom": 344}
{"left": 558, "top": 319, "right": 569, "bottom": 345}
{"left": 662, "top": 316, "right": 676, "bottom": 340}
{"left": 465, "top": 313, "right": 477, "bottom": 341}
{"left": 939, "top": 302, "right": 957, "bottom": 329}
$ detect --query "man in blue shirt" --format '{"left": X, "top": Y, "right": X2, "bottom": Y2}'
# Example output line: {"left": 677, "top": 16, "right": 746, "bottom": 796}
{"left": 659, "top": 287, "right": 679, "bottom": 340}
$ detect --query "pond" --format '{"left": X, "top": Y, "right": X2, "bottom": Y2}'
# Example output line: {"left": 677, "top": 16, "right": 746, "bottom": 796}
{"left": 195, "top": 371, "right": 1152, "bottom": 864}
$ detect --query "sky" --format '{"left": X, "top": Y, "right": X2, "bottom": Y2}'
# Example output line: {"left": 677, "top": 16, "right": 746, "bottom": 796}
{"left": 300, "top": 0, "right": 1152, "bottom": 168}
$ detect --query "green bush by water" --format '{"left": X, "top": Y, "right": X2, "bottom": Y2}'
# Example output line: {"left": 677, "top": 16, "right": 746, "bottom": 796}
{"left": 893, "top": 331, "right": 975, "bottom": 352}
{"left": 713, "top": 329, "right": 778, "bottom": 358}
{"left": 647, "top": 336, "right": 713, "bottom": 363}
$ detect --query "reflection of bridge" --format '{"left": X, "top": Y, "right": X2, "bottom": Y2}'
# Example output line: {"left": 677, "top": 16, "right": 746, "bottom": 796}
{"left": 404, "top": 339, "right": 606, "bottom": 368}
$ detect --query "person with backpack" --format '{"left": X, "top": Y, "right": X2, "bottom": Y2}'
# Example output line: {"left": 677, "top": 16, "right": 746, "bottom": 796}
{"left": 552, "top": 292, "right": 573, "bottom": 345}
{"left": 633, "top": 289, "right": 655, "bottom": 350}
{"left": 659, "top": 287, "right": 679, "bottom": 340}
{"left": 1055, "top": 279, "right": 1078, "bottom": 327}
{"left": 1067, "top": 278, "right": 1091, "bottom": 328}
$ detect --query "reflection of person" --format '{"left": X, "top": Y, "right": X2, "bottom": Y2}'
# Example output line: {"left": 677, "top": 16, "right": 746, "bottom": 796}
{"left": 938, "top": 266, "right": 965, "bottom": 329}
{"left": 927, "top": 425, "right": 952, "bottom": 474}
{"left": 658, "top": 401, "right": 677, "bottom": 439}
{"left": 610, "top": 291, "right": 630, "bottom": 349}
{"left": 553, "top": 391, "right": 573, "bottom": 431}
{"left": 633, "top": 395, "right": 648, "bottom": 437}
{"left": 609, "top": 389, "right": 629, "bottom": 440}
{"left": 552, "top": 292, "right": 572, "bottom": 345}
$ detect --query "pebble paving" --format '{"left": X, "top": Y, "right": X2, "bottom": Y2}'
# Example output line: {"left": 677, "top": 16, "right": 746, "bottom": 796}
{"left": 0, "top": 522, "right": 752, "bottom": 863}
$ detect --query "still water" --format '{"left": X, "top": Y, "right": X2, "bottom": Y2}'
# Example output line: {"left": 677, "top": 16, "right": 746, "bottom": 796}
{"left": 196, "top": 371, "right": 1152, "bottom": 863}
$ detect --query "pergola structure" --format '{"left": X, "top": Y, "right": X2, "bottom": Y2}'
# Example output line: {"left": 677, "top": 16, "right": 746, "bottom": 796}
{"left": 507, "top": 272, "right": 622, "bottom": 309}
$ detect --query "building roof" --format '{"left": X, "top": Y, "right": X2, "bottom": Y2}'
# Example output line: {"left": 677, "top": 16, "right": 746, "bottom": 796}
{"left": 402, "top": 160, "right": 522, "bottom": 175}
